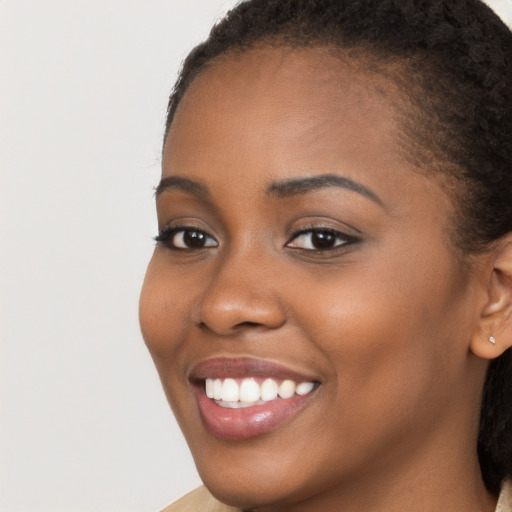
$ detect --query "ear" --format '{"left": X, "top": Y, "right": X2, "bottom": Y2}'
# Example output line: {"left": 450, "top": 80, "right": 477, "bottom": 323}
{"left": 470, "top": 234, "right": 512, "bottom": 360}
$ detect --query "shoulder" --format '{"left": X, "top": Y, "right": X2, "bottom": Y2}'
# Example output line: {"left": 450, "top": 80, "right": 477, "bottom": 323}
{"left": 161, "top": 486, "right": 240, "bottom": 512}
{"left": 497, "top": 480, "right": 512, "bottom": 512}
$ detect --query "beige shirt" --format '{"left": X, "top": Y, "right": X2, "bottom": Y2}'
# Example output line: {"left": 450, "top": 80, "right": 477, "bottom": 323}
{"left": 161, "top": 486, "right": 237, "bottom": 512}
{"left": 162, "top": 480, "right": 512, "bottom": 512}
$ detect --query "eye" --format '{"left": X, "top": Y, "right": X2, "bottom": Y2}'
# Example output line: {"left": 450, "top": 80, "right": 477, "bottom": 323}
{"left": 286, "top": 228, "right": 357, "bottom": 251}
{"left": 155, "top": 226, "right": 218, "bottom": 250}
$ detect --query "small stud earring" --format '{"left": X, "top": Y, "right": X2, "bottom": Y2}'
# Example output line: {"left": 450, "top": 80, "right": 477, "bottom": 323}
{"left": 489, "top": 336, "right": 496, "bottom": 344}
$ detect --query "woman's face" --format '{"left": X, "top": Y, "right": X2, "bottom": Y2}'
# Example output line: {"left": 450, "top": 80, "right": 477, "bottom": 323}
{"left": 140, "top": 48, "right": 486, "bottom": 509}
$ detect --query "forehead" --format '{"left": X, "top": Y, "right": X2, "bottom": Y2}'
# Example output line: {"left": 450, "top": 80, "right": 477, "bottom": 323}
{"left": 182, "top": 46, "right": 387, "bottom": 113}
{"left": 164, "top": 46, "right": 404, "bottom": 187}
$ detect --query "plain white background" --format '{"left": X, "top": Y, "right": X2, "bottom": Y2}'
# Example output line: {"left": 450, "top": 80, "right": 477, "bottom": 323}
{"left": 1, "top": 1, "right": 511, "bottom": 511}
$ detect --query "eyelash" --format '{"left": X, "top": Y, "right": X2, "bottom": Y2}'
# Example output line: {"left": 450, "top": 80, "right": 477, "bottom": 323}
{"left": 155, "top": 225, "right": 359, "bottom": 253}
{"left": 285, "top": 227, "right": 360, "bottom": 252}
{"left": 154, "top": 226, "right": 218, "bottom": 250}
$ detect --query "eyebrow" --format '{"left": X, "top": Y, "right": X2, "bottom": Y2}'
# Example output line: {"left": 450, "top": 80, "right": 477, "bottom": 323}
{"left": 155, "top": 176, "right": 209, "bottom": 199}
{"left": 267, "top": 174, "right": 383, "bottom": 206}
{"left": 155, "top": 173, "right": 383, "bottom": 207}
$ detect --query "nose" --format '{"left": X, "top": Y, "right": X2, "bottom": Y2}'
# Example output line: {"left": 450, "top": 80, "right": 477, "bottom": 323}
{"left": 193, "top": 251, "right": 286, "bottom": 336}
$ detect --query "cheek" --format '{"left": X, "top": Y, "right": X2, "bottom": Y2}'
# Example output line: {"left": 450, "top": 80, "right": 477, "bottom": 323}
{"left": 139, "top": 255, "right": 202, "bottom": 429}
{"left": 139, "top": 253, "right": 191, "bottom": 362}
{"left": 290, "top": 249, "right": 466, "bottom": 441}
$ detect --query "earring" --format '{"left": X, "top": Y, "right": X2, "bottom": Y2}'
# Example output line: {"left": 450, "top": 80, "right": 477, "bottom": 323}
{"left": 489, "top": 336, "right": 496, "bottom": 344}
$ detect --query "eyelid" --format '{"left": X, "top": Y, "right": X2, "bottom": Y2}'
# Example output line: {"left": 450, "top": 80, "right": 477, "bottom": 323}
{"left": 285, "top": 226, "right": 360, "bottom": 251}
{"left": 154, "top": 225, "right": 218, "bottom": 250}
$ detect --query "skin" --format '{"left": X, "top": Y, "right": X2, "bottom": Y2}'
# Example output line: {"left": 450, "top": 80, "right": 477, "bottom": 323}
{"left": 139, "top": 47, "right": 500, "bottom": 511}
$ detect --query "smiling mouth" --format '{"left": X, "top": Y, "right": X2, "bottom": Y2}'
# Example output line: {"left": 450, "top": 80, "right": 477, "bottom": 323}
{"left": 190, "top": 358, "right": 321, "bottom": 440}
{"left": 204, "top": 377, "right": 316, "bottom": 408}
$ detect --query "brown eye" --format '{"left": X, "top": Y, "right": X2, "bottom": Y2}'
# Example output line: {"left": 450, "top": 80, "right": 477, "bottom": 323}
{"left": 155, "top": 227, "right": 218, "bottom": 250}
{"left": 175, "top": 230, "right": 210, "bottom": 248}
{"left": 287, "top": 229, "right": 356, "bottom": 251}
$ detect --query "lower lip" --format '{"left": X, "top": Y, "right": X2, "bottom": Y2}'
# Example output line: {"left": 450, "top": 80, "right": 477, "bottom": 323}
{"left": 195, "top": 386, "right": 315, "bottom": 440}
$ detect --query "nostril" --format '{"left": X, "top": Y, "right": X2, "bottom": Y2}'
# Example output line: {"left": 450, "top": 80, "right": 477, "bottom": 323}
{"left": 234, "top": 321, "right": 261, "bottom": 329}
{"left": 196, "top": 320, "right": 267, "bottom": 334}
{"left": 197, "top": 320, "right": 261, "bottom": 329}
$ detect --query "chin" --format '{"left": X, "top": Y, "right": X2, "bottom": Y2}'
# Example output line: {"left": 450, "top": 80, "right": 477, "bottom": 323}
{"left": 199, "top": 472, "right": 293, "bottom": 510}
{"left": 191, "top": 437, "right": 340, "bottom": 511}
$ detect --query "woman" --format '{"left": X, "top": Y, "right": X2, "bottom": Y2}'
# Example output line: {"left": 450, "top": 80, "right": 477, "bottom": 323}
{"left": 139, "top": 0, "right": 512, "bottom": 510}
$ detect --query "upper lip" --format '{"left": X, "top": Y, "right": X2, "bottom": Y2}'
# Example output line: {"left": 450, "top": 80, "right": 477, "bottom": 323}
{"left": 189, "top": 357, "right": 321, "bottom": 383}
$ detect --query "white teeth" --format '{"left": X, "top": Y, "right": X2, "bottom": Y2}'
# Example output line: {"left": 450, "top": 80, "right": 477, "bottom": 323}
{"left": 260, "top": 378, "right": 278, "bottom": 401}
{"left": 239, "top": 378, "right": 260, "bottom": 403}
{"left": 217, "top": 400, "right": 262, "bottom": 409}
{"left": 221, "top": 378, "right": 239, "bottom": 401}
{"left": 213, "top": 378, "right": 223, "bottom": 400}
{"left": 296, "top": 382, "right": 315, "bottom": 396}
{"left": 204, "top": 377, "right": 316, "bottom": 405}
{"left": 278, "top": 380, "right": 296, "bottom": 399}
{"left": 205, "top": 378, "right": 214, "bottom": 398}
